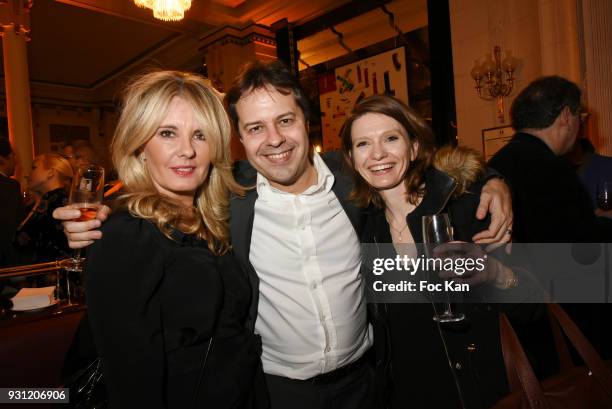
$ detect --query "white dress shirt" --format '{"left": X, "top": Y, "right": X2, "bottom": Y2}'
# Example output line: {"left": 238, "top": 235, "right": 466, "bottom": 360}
{"left": 250, "top": 152, "right": 373, "bottom": 380}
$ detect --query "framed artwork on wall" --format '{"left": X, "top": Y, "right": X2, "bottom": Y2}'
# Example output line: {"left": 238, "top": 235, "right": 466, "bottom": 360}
{"left": 482, "top": 125, "right": 514, "bottom": 161}
{"left": 318, "top": 46, "right": 409, "bottom": 152}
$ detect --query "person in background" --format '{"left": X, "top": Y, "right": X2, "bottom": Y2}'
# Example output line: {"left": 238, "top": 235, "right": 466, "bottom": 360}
{"left": 13, "top": 153, "right": 73, "bottom": 263}
{"left": 61, "top": 143, "right": 77, "bottom": 171}
{"left": 62, "top": 140, "right": 101, "bottom": 172}
{"left": 74, "top": 140, "right": 100, "bottom": 168}
{"left": 569, "top": 137, "right": 612, "bottom": 216}
{"left": 489, "top": 76, "right": 612, "bottom": 242}
{"left": 84, "top": 70, "right": 266, "bottom": 408}
{"left": 488, "top": 75, "right": 612, "bottom": 373}
{"left": 0, "top": 139, "right": 24, "bottom": 266}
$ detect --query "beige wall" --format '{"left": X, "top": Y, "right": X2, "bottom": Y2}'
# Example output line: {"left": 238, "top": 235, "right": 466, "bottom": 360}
{"left": 449, "top": 0, "right": 582, "bottom": 153}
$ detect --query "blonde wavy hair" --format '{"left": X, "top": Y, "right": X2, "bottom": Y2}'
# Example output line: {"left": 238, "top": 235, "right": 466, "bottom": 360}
{"left": 111, "top": 70, "right": 243, "bottom": 255}
{"left": 36, "top": 153, "right": 74, "bottom": 189}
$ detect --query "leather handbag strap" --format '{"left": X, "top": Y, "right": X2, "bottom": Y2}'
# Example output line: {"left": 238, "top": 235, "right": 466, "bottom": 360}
{"left": 499, "top": 313, "right": 550, "bottom": 409}
{"left": 547, "top": 306, "right": 574, "bottom": 371}
{"left": 547, "top": 304, "right": 612, "bottom": 396}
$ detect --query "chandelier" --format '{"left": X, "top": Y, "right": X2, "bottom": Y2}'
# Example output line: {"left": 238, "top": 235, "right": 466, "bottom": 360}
{"left": 470, "top": 46, "right": 519, "bottom": 123}
{"left": 134, "top": 0, "right": 192, "bottom": 22}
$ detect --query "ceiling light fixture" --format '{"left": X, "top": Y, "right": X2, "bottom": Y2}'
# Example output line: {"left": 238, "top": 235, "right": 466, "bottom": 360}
{"left": 133, "top": 0, "right": 191, "bottom": 22}
{"left": 134, "top": 0, "right": 154, "bottom": 8}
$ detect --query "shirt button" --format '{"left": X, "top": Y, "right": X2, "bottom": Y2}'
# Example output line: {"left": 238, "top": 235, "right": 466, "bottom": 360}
{"left": 324, "top": 346, "right": 331, "bottom": 353}
{"left": 311, "top": 282, "right": 317, "bottom": 290}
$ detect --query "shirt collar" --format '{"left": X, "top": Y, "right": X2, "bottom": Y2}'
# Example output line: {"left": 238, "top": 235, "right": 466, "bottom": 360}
{"left": 256, "top": 152, "right": 335, "bottom": 200}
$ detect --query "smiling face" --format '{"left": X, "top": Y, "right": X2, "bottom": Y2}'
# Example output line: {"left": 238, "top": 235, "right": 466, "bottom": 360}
{"left": 235, "top": 86, "right": 315, "bottom": 194}
{"left": 142, "top": 96, "right": 211, "bottom": 206}
{"left": 350, "top": 113, "right": 418, "bottom": 192}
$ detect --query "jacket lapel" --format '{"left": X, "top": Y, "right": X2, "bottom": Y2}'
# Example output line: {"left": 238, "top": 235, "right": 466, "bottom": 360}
{"left": 230, "top": 191, "right": 260, "bottom": 331}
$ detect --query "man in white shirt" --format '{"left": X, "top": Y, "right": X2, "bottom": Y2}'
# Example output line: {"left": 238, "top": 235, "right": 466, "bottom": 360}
{"left": 223, "top": 61, "right": 511, "bottom": 408}
{"left": 56, "top": 61, "right": 513, "bottom": 409}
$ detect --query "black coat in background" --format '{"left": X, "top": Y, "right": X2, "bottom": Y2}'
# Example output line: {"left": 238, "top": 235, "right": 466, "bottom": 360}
{"left": 0, "top": 173, "right": 24, "bottom": 266}
{"left": 488, "top": 132, "right": 612, "bottom": 242}
{"left": 488, "top": 132, "right": 612, "bottom": 369}
{"left": 14, "top": 187, "right": 70, "bottom": 263}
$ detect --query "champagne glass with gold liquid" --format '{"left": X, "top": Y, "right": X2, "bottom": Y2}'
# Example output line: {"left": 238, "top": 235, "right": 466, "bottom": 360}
{"left": 64, "top": 164, "right": 104, "bottom": 304}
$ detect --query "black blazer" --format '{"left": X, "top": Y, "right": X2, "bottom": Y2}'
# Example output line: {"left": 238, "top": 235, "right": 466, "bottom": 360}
{"left": 230, "top": 151, "right": 363, "bottom": 330}
{"left": 488, "top": 132, "right": 612, "bottom": 242}
{"left": 360, "top": 168, "right": 509, "bottom": 409}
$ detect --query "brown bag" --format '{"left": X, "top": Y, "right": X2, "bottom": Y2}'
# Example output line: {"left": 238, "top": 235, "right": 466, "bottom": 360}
{"left": 491, "top": 304, "right": 612, "bottom": 409}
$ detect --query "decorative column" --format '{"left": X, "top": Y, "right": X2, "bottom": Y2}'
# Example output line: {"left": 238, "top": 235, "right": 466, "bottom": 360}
{"left": 0, "top": 0, "right": 34, "bottom": 188}
{"left": 537, "top": 0, "right": 581, "bottom": 83}
{"left": 199, "top": 25, "right": 277, "bottom": 160}
{"left": 581, "top": 0, "right": 612, "bottom": 155}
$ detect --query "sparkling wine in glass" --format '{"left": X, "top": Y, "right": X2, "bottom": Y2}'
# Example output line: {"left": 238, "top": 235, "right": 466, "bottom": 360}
{"left": 65, "top": 164, "right": 104, "bottom": 304}
{"left": 597, "top": 180, "right": 611, "bottom": 211}
{"left": 422, "top": 214, "right": 465, "bottom": 323}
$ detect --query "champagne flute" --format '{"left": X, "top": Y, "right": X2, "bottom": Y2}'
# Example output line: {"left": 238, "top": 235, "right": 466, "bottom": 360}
{"left": 422, "top": 214, "right": 465, "bottom": 323}
{"left": 65, "top": 164, "right": 104, "bottom": 304}
{"left": 597, "top": 180, "right": 611, "bottom": 211}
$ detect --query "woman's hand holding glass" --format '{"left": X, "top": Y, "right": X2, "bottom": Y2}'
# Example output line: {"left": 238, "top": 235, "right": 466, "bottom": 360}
{"left": 53, "top": 204, "right": 110, "bottom": 248}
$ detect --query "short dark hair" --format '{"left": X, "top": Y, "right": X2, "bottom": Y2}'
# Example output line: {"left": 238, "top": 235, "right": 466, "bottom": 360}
{"left": 224, "top": 60, "right": 311, "bottom": 136}
{"left": 0, "top": 138, "right": 12, "bottom": 158}
{"left": 511, "top": 76, "right": 581, "bottom": 131}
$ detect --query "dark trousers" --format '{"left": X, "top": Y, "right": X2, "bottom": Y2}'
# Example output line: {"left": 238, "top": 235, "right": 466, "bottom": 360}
{"left": 265, "top": 362, "right": 376, "bottom": 409}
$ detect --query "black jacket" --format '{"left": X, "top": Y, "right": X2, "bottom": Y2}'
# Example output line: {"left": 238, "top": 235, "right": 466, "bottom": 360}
{"left": 86, "top": 211, "right": 265, "bottom": 408}
{"left": 360, "top": 168, "right": 509, "bottom": 409}
{"left": 0, "top": 174, "right": 24, "bottom": 266}
{"left": 488, "top": 132, "right": 612, "bottom": 242}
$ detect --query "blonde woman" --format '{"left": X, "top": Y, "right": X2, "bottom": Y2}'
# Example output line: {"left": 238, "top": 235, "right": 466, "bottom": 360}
{"left": 84, "top": 71, "right": 266, "bottom": 408}
{"left": 15, "top": 153, "right": 73, "bottom": 262}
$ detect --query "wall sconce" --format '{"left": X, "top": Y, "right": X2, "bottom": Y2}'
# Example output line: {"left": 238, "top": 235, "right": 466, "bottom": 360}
{"left": 470, "top": 46, "right": 519, "bottom": 123}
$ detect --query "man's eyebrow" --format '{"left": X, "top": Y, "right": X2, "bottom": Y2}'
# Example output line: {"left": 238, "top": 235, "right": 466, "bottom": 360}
{"left": 276, "top": 111, "right": 295, "bottom": 119}
{"left": 241, "top": 111, "right": 296, "bottom": 129}
{"left": 241, "top": 120, "right": 262, "bottom": 130}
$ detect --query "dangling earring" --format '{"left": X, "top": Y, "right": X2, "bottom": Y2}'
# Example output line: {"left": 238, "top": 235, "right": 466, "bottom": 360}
{"left": 139, "top": 153, "right": 146, "bottom": 162}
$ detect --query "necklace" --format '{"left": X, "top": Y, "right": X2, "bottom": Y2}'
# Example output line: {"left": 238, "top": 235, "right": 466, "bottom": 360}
{"left": 385, "top": 210, "right": 409, "bottom": 241}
